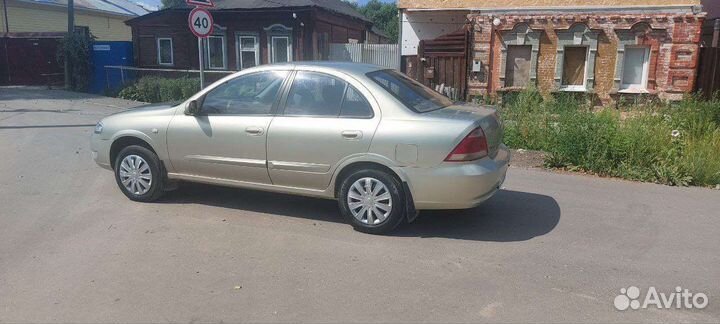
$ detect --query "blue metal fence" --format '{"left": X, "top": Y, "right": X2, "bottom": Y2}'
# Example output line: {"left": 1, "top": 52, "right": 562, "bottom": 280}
{"left": 90, "top": 41, "right": 133, "bottom": 94}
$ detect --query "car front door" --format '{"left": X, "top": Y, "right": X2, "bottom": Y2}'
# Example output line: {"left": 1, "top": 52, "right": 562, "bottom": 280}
{"left": 166, "top": 70, "right": 289, "bottom": 184}
{"left": 266, "top": 71, "right": 380, "bottom": 190}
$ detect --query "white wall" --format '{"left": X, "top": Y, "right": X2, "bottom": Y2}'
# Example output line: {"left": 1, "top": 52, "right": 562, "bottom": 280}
{"left": 401, "top": 10, "right": 469, "bottom": 56}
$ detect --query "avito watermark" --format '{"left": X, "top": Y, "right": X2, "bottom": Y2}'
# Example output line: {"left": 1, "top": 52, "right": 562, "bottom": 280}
{"left": 614, "top": 286, "right": 709, "bottom": 311}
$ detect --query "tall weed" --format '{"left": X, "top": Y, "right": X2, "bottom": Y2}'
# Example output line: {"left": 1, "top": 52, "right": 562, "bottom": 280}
{"left": 500, "top": 89, "right": 720, "bottom": 187}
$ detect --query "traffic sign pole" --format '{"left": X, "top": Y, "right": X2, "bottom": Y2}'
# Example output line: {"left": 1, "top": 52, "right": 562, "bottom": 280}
{"left": 187, "top": 6, "right": 213, "bottom": 89}
{"left": 198, "top": 37, "right": 205, "bottom": 89}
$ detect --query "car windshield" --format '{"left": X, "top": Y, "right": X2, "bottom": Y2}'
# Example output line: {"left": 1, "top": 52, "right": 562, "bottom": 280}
{"left": 367, "top": 69, "right": 453, "bottom": 113}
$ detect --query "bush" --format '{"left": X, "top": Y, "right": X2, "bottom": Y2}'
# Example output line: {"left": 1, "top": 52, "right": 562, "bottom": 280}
{"left": 499, "top": 89, "right": 720, "bottom": 187}
{"left": 57, "top": 31, "right": 93, "bottom": 91}
{"left": 118, "top": 77, "right": 200, "bottom": 103}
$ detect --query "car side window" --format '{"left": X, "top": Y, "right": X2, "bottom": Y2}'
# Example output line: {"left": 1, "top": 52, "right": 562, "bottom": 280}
{"left": 201, "top": 71, "right": 288, "bottom": 115}
{"left": 284, "top": 72, "right": 347, "bottom": 117}
{"left": 340, "top": 86, "right": 373, "bottom": 118}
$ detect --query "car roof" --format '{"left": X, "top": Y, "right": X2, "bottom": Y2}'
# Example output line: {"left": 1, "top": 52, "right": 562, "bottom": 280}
{"left": 261, "top": 62, "right": 387, "bottom": 77}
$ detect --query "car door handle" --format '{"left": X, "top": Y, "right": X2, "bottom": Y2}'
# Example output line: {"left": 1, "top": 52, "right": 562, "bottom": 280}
{"left": 245, "top": 126, "right": 264, "bottom": 135}
{"left": 341, "top": 130, "right": 362, "bottom": 140}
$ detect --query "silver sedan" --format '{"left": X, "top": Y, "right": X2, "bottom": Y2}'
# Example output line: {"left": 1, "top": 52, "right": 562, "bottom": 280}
{"left": 91, "top": 62, "right": 510, "bottom": 234}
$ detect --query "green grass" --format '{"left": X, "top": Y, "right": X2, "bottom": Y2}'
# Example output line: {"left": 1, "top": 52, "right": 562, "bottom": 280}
{"left": 499, "top": 89, "right": 720, "bottom": 187}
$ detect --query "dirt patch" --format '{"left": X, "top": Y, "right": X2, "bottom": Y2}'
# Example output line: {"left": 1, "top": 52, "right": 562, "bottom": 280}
{"left": 509, "top": 149, "right": 546, "bottom": 169}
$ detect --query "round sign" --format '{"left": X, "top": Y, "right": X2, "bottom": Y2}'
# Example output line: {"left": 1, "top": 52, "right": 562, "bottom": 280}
{"left": 188, "top": 7, "right": 213, "bottom": 38}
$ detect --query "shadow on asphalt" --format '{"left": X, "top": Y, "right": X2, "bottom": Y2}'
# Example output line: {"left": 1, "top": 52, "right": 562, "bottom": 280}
{"left": 395, "top": 189, "right": 560, "bottom": 241}
{"left": 0, "top": 124, "right": 95, "bottom": 129}
{"left": 0, "top": 108, "right": 81, "bottom": 113}
{"left": 160, "top": 183, "right": 560, "bottom": 242}
{"left": 0, "top": 88, "right": 100, "bottom": 101}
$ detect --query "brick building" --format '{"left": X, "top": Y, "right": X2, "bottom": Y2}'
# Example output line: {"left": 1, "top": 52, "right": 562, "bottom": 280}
{"left": 398, "top": 0, "right": 706, "bottom": 103}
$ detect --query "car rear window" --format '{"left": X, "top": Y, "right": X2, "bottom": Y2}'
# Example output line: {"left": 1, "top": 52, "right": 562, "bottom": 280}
{"left": 366, "top": 70, "right": 453, "bottom": 113}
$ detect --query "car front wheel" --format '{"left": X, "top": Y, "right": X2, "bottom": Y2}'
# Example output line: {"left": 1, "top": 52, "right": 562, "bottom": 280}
{"left": 114, "top": 145, "right": 165, "bottom": 202}
{"left": 338, "top": 169, "right": 406, "bottom": 234}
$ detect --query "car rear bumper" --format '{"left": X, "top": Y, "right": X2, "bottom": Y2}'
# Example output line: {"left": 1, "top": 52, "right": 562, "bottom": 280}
{"left": 403, "top": 145, "right": 510, "bottom": 210}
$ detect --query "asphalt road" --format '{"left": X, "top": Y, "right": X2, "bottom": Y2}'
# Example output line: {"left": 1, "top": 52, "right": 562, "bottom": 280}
{"left": 0, "top": 88, "right": 718, "bottom": 323}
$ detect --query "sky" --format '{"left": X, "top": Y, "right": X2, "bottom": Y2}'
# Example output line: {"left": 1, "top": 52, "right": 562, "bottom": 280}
{"left": 134, "top": 0, "right": 396, "bottom": 12}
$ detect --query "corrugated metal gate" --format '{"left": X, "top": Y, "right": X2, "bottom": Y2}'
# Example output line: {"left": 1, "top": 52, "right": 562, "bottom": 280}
{"left": 0, "top": 34, "right": 64, "bottom": 86}
{"left": 328, "top": 43, "right": 400, "bottom": 70}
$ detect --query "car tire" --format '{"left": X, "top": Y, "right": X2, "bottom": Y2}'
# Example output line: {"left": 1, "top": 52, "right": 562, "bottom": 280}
{"left": 338, "top": 168, "right": 406, "bottom": 234}
{"left": 114, "top": 145, "right": 165, "bottom": 202}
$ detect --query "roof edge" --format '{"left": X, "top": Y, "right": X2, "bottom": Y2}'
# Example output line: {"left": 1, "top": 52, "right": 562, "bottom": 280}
{"left": 9, "top": 0, "right": 143, "bottom": 17}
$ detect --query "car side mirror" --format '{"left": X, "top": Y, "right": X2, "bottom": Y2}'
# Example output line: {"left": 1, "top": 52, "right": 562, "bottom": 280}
{"left": 185, "top": 100, "right": 200, "bottom": 115}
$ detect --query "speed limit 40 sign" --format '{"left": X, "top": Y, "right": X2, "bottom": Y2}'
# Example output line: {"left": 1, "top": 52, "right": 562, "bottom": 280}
{"left": 188, "top": 7, "right": 213, "bottom": 38}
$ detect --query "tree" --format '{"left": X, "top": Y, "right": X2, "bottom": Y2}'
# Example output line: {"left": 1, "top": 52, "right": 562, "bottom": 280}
{"left": 57, "top": 31, "right": 93, "bottom": 91}
{"left": 161, "top": 0, "right": 185, "bottom": 9}
{"left": 351, "top": 0, "right": 399, "bottom": 42}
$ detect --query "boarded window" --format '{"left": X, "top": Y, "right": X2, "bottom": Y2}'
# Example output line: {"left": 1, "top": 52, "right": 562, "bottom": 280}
{"left": 505, "top": 45, "right": 532, "bottom": 87}
{"left": 562, "top": 46, "right": 587, "bottom": 87}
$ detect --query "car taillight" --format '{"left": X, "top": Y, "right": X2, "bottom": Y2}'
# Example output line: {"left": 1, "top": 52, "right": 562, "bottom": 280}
{"left": 444, "top": 127, "right": 489, "bottom": 162}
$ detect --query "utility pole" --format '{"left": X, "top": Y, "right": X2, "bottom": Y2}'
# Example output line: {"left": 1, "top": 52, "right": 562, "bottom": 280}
{"left": 64, "top": 0, "right": 74, "bottom": 90}
{"left": 2, "top": 0, "right": 9, "bottom": 34}
{"left": 713, "top": 19, "right": 720, "bottom": 48}
{"left": 2, "top": 0, "right": 10, "bottom": 83}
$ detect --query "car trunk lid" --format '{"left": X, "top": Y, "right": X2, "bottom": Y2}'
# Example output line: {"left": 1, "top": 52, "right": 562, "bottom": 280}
{"left": 423, "top": 104, "right": 503, "bottom": 158}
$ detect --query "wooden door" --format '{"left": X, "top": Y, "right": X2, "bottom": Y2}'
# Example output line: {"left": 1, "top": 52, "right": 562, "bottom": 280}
{"left": 416, "top": 27, "right": 470, "bottom": 101}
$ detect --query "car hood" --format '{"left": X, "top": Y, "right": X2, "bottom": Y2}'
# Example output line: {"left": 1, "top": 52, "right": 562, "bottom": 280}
{"left": 110, "top": 102, "right": 180, "bottom": 118}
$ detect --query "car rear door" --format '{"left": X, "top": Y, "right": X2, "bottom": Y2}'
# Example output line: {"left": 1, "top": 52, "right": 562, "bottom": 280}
{"left": 266, "top": 70, "right": 380, "bottom": 190}
{"left": 166, "top": 70, "right": 290, "bottom": 184}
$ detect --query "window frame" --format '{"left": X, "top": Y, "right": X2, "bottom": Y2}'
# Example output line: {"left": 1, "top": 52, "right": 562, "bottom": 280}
{"left": 205, "top": 35, "right": 227, "bottom": 70}
{"left": 270, "top": 36, "right": 292, "bottom": 63}
{"left": 156, "top": 37, "right": 174, "bottom": 66}
{"left": 279, "top": 71, "right": 348, "bottom": 118}
{"left": 620, "top": 46, "right": 651, "bottom": 91}
{"left": 366, "top": 69, "right": 453, "bottom": 113}
{"left": 560, "top": 45, "right": 589, "bottom": 92}
{"left": 339, "top": 85, "right": 375, "bottom": 119}
{"left": 265, "top": 24, "right": 293, "bottom": 64}
{"left": 235, "top": 32, "right": 259, "bottom": 70}
{"left": 197, "top": 71, "right": 290, "bottom": 116}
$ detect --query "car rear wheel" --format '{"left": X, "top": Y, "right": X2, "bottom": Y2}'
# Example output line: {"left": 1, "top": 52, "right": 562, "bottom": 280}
{"left": 114, "top": 145, "right": 165, "bottom": 202}
{"left": 338, "top": 169, "right": 405, "bottom": 234}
